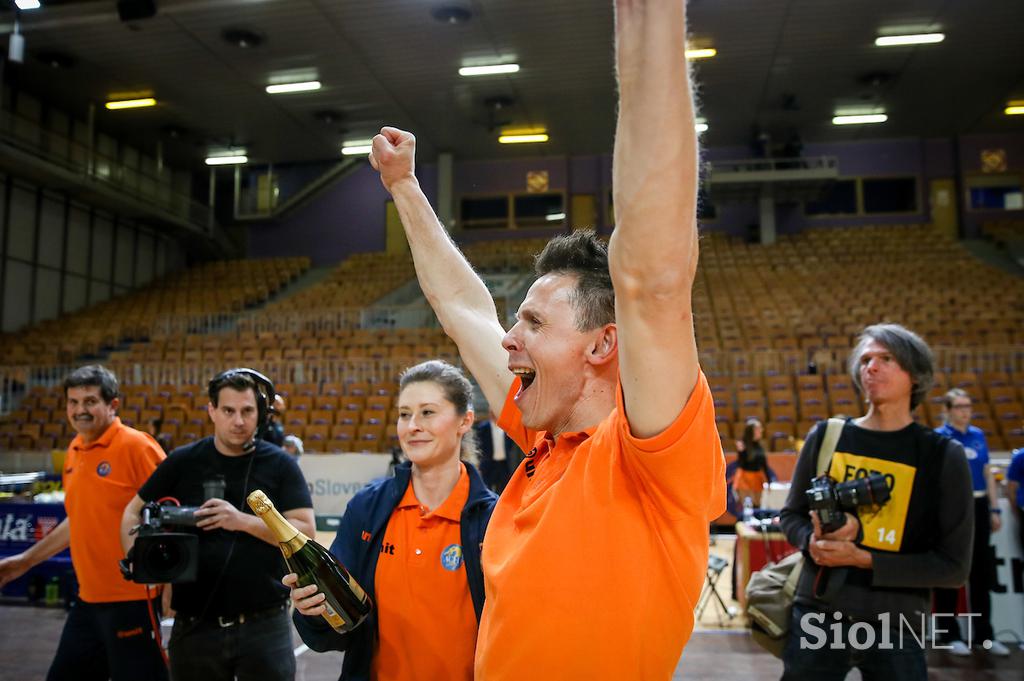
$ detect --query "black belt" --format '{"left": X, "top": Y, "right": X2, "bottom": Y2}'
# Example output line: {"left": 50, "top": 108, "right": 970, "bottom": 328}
{"left": 179, "top": 601, "right": 289, "bottom": 629}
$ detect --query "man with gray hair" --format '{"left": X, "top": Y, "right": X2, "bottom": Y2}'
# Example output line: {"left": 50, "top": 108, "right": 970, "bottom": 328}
{"left": 780, "top": 323, "right": 974, "bottom": 679}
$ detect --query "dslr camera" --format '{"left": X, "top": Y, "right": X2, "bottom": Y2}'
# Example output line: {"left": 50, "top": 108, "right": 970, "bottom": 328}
{"left": 805, "top": 473, "right": 891, "bottom": 533}
{"left": 120, "top": 501, "right": 201, "bottom": 584}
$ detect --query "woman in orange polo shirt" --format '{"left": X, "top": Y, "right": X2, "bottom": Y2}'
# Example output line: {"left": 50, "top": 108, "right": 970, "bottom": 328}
{"left": 286, "top": 360, "right": 498, "bottom": 681}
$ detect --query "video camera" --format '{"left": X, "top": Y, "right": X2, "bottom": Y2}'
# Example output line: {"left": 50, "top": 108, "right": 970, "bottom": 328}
{"left": 120, "top": 476, "right": 228, "bottom": 583}
{"left": 805, "top": 473, "right": 891, "bottom": 533}
{"left": 120, "top": 501, "right": 202, "bottom": 584}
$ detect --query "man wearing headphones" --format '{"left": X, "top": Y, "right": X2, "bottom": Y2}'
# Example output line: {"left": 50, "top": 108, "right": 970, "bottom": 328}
{"left": 121, "top": 369, "right": 314, "bottom": 681}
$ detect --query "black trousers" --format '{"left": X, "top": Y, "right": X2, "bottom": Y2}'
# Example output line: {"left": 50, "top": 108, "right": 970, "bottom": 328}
{"left": 47, "top": 597, "right": 167, "bottom": 681}
{"left": 933, "top": 496, "right": 995, "bottom": 643}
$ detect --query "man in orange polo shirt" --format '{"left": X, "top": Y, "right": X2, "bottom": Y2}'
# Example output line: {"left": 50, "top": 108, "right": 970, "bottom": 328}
{"left": 0, "top": 365, "right": 167, "bottom": 681}
{"left": 366, "top": 1, "right": 722, "bottom": 677}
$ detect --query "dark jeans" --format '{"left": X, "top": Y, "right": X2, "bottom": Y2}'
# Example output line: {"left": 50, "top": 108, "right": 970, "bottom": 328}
{"left": 47, "top": 597, "right": 167, "bottom": 681}
{"left": 933, "top": 496, "right": 994, "bottom": 643}
{"left": 781, "top": 603, "right": 927, "bottom": 681}
{"left": 168, "top": 605, "right": 295, "bottom": 681}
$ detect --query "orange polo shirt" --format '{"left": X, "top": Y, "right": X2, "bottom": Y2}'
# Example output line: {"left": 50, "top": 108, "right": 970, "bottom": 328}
{"left": 372, "top": 462, "right": 478, "bottom": 681}
{"left": 475, "top": 371, "right": 725, "bottom": 680}
{"left": 63, "top": 417, "right": 165, "bottom": 603}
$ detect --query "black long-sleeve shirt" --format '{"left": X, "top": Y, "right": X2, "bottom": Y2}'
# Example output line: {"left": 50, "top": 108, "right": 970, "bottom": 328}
{"left": 780, "top": 419, "right": 974, "bottom": 621}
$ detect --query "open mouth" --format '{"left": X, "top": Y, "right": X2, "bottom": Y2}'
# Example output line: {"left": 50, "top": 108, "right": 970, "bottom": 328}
{"left": 512, "top": 368, "right": 536, "bottom": 395}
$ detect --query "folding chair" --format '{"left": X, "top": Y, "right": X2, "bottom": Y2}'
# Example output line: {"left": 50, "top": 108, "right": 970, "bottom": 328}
{"left": 695, "top": 554, "right": 737, "bottom": 624}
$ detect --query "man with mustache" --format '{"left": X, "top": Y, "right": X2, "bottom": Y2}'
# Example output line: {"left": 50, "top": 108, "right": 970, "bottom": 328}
{"left": 0, "top": 365, "right": 168, "bottom": 680}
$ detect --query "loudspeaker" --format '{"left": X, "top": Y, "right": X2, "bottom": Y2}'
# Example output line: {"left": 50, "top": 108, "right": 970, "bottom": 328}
{"left": 117, "top": 0, "right": 157, "bottom": 22}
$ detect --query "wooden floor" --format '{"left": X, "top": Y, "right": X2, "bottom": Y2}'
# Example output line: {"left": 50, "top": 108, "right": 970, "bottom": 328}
{"left": 0, "top": 602, "right": 1021, "bottom": 680}
{"left": 1, "top": 535, "right": 1021, "bottom": 680}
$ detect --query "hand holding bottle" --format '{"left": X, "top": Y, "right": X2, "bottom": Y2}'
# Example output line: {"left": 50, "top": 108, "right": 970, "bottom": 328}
{"left": 283, "top": 572, "right": 327, "bottom": 616}
{"left": 248, "top": 490, "right": 372, "bottom": 633}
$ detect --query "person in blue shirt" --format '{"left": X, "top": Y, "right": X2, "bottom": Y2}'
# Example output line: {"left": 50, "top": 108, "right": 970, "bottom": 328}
{"left": 933, "top": 388, "right": 1009, "bottom": 657}
{"left": 1007, "top": 447, "right": 1024, "bottom": 564}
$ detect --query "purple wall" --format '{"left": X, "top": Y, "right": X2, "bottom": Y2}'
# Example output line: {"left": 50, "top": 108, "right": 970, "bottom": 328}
{"left": 248, "top": 162, "right": 438, "bottom": 266}
{"left": 957, "top": 134, "right": 1024, "bottom": 236}
{"left": 247, "top": 133, "right": 1024, "bottom": 261}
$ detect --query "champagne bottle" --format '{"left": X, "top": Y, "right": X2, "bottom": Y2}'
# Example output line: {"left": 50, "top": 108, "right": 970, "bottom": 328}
{"left": 247, "top": 490, "right": 371, "bottom": 633}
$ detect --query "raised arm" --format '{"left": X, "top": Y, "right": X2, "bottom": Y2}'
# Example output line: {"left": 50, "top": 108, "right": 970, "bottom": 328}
{"left": 609, "top": 0, "right": 700, "bottom": 438}
{"left": 369, "top": 128, "right": 513, "bottom": 410}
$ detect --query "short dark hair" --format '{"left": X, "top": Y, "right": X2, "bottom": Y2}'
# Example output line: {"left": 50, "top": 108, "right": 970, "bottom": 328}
{"left": 399, "top": 360, "right": 478, "bottom": 463}
{"left": 209, "top": 371, "right": 258, "bottom": 407}
{"left": 534, "top": 230, "right": 615, "bottom": 331}
{"left": 63, "top": 365, "right": 119, "bottom": 403}
{"left": 943, "top": 388, "right": 971, "bottom": 410}
{"left": 848, "top": 323, "right": 934, "bottom": 410}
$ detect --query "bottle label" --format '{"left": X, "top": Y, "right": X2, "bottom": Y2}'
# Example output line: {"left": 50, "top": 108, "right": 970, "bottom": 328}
{"left": 321, "top": 602, "right": 345, "bottom": 629}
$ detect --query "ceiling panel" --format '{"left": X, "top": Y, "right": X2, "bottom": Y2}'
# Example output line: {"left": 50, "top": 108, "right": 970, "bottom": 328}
{"left": 0, "top": 0, "right": 1020, "bottom": 169}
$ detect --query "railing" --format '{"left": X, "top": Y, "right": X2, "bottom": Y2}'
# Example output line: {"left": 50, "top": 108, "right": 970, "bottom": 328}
{"left": 0, "top": 108, "right": 213, "bottom": 233}
{"left": 3, "top": 345, "right": 1021, "bottom": 414}
{"left": 705, "top": 156, "right": 839, "bottom": 175}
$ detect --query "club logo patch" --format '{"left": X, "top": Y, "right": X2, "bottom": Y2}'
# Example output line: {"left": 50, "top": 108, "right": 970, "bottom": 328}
{"left": 441, "top": 544, "right": 463, "bottom": 571}
{"left": 96, "top": 461, "right": 111, "bottom": 477}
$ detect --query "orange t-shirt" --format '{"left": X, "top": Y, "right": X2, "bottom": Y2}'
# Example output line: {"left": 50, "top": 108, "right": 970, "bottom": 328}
{"left": 475, "top": 371, "right": 725, "bottom": 680}
{"left": 63, "top": 417, "right": 165, "bottom": 603}
{"left": 372, "top": 462, "right": 478, "bottom": 681}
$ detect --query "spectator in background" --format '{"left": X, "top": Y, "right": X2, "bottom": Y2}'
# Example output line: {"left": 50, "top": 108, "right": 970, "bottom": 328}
{"left": 261, "top": 394, "right": 286, "bottom": 447}
{"left": 474, "top": 416, "right": 521, "bottom": 494}
{"left": 734, "top": 418, "right": 772, "bottom": 508}
{"left": 0, "top": 365, "right": 167, "bottom": 681}
{"left": 1007, "top": 447, "right": 1024, "bottom": 555}
{"left": 283, "top": 435, "right": 303, "bottom": 459}
{"left": 933, "top": 388, "right": 1010, "bottom": 656}
{"left": 287, "top": 360, "right": 497, "bottom": 681}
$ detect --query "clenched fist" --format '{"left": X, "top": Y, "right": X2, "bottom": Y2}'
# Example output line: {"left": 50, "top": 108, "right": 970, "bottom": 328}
{"left": 369, "top": 126, "right": 417, "bottom": 192}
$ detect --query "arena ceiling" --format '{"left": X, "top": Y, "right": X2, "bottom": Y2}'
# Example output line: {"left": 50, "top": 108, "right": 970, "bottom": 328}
{"left": 4, "top": 0, "right": 1024, "bottom": 169}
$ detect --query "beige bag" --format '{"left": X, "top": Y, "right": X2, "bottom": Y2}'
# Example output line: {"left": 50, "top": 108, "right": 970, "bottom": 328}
{"left": 745, "top": 417, "right": 844, "bottom": 658}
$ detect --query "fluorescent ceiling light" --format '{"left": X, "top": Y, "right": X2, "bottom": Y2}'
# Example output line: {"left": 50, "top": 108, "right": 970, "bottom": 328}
{"left": 205, "top": 154, "right": 248, "bottom": 165}
{"left": 205, "top": 150, "right": 247, "bottom": 164}
{"left": 832, "top": 114, "right": 888, "bottom": 125}
{"left": 341, "top": 145, "right": 372, "bottom": 156}
{"left": 685, "top": 48, "right": 717, "bottom": 60}
{"left": 498, "top": 133, "right": 549, "bottom": 144}
{"left": 265, "top": 81, "right": 321, "bottom": 94}
{"left": 546, "top": 212, "right": 566, "bottom": 221}
{"left": 15, "top": 0, "right": 41, "bottom": 9}
{"left": 105, "top": 98, "right": 157, "bottom": 110}
{"left": 459, "top": 64, "right": 520, "bottom": 77}
{"left": 875, "top": 33, "right": 944, "bottom": 47}
{"left": 1006, "top": 102, "right": 1024, "bottom": 115}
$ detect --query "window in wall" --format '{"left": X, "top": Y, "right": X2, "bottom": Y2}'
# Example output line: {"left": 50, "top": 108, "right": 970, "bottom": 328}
{"left": 460, "top": 196, "right": 509, "bottom": 229}
{"left": 805, "top": 179, "right": 857, "bottom": 216}
{"left": 513, "top": 193, "right": 564, "bottom": 227}
{"left": 968, "top": 175, "right": 1024, "bottom": 210}
{"left": 862, "top": 177, "right": 917, "bottom": 214}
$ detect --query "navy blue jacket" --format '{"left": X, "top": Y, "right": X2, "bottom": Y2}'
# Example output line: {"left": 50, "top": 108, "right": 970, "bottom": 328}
{"left": 293, "top": 461, "right": 497, "bottom": 681}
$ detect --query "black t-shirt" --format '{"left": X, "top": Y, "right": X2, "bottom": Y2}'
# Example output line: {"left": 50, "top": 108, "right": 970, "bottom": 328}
{"left": 781, "top": 419, "right": 971, "bottom": 619}
{"left": 138, "top": 437, "right": 313, "bottom": 618}
{"left": 737, "top": 443, "right": 767, "bottom": 472}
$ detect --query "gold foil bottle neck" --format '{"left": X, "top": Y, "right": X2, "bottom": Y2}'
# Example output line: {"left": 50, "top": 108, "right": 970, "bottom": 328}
{"left": 247, "top": 489, "right": 273, "bottom": 515}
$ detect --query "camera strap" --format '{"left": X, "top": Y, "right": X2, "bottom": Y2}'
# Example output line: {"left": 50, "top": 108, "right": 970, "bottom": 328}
{"left": 810, "top": 417, "right": 849, "bottom": 601}
{"left": 815, "top": 418, "right": 845, "bottom": 476}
